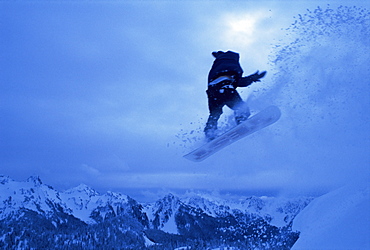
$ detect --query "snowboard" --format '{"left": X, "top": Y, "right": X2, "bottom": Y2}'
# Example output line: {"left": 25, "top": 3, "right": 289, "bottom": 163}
{"left": 183, "top": 106, "right": 281, "bottom": 162}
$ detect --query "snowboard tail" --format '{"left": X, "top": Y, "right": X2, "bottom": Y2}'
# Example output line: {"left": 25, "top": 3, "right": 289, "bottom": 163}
{"left": 183, "top": 106, "right": 281, "bottom": 162}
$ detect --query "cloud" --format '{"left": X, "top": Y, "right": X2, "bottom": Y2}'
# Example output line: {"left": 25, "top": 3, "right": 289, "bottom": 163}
{"left": 80, "top": 164, "right": 101, "bottom": 177}
{"left": 95, "top": 170, "right": 293, "bottom": 192}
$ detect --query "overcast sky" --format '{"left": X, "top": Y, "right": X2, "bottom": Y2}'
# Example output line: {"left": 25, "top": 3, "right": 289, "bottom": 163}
{"left": 1, "top": 0, "right": 369, "bottom": 201}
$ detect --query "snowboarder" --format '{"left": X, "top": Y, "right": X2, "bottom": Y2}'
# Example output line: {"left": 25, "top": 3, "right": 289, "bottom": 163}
{"left": 204, "top": 50, "right": 266, "bottom": 141}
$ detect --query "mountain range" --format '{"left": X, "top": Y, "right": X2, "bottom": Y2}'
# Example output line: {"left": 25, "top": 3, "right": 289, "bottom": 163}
{"left": 0, "top": 175, "right": 313, "bottom": 249}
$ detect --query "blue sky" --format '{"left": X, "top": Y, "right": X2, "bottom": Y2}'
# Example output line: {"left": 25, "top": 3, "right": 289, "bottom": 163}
{"left": 1, "top": 0, "right": 369, "bottom": 201}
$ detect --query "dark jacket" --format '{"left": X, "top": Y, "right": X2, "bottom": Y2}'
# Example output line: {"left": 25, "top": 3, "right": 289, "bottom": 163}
{"left": 208, "top": 51, "right": 244, "bottom": 83}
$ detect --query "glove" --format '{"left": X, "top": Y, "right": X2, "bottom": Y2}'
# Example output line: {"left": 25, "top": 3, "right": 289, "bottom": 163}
{"left": 249, "top": 70, "right": 266, "bottom": 82}
{"left": 238, "top": 70, "right": 267, "bottom": 87}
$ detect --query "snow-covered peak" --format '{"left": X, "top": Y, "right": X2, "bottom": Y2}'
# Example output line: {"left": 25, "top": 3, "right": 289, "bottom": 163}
{"left": 104, "top": 190, "right": 129, "bottom": 203}
{"left": 142, "top": 191, "right": 314, "bottom": 235}
{"left": 0, "top": 175, "right": 12, "bottom": 184}
{"left": 26, "top": 176, "right": 43, "bottom": 186}
{"left": 0, "top": 177, "right": 134, "bottom": 224}
{"left": 143, "top": 193, "right": 181, "bottom": 233}
{"left": 181, "top": 192, "right": 231, "bottom": 217}
{"left": 166, "top": 191, "right": 313, "bottom": 227}
{"left": 0, "top": 176, "right": 318, "bottom": 249}
{"left": 60, "top": 186, "right": 131, "bottom": 223}
{"left": 0, "top": 176, "right": 315, "bottom": 242}
{"left": 0, "top": 176, "right": 63, "bottom": 220}
{"left": 149, "top": 193, "right": 180, "bottom": 215}
{"left": 64, "top": 183, "right": 99, "bottom": 197}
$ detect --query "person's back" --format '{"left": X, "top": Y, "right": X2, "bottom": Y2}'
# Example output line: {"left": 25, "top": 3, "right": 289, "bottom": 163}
{"left": 208, "top": 51, "right": 243, "bottom": 83}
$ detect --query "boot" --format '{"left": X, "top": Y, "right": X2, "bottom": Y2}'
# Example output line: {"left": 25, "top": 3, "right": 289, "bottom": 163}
{"left": 205, "top": 128, "right": 217, "bottom": 141}
{"left": 235, "top": 108, "right": 251, "bottom": 125}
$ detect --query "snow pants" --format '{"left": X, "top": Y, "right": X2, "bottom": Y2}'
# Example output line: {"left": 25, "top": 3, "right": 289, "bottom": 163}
{"left": 204, "top": 86, "right": 250, "bottom": 134}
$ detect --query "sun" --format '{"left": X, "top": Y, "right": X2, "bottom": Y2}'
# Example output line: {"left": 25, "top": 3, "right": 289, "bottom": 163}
{"left": 229, "top": 15, "right": 257, "bottom": 34}
{"left": 222, "top": 11, "right": 266, "bottom": 49}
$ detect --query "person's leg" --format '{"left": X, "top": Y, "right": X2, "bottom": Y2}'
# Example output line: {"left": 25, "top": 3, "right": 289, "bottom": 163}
{"left": 225, "top": 89, "right": 250, "bottom": 124}
{"left": 204, "top": 89, "right": 224, "bottom": 140}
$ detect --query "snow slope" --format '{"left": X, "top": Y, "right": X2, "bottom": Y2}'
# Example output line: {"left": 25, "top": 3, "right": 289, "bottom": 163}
{"left": 292, "top": 181, "right": 370, "bottom": 249}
